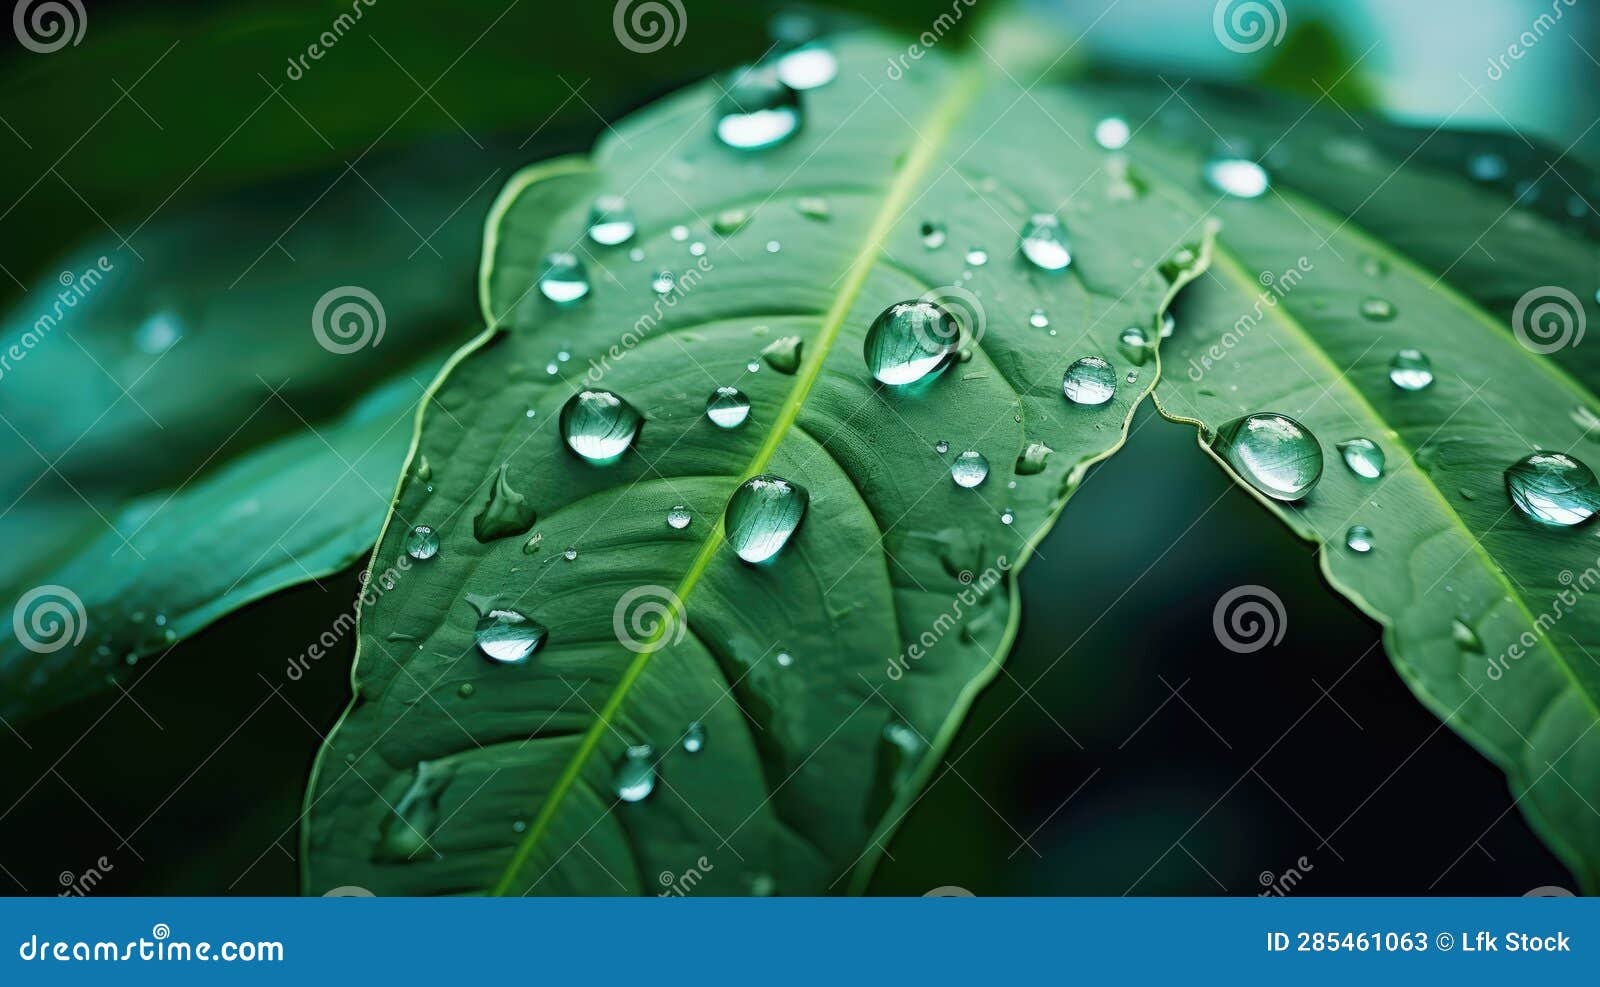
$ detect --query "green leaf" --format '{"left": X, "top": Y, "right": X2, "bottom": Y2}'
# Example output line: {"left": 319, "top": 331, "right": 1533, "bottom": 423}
{"left": 1108, "top": 83, "right": 1600, "bottom": 891}
{"left": 302, "top": 37, "right": 1208, "bottom": 896}
{"left": 0, "top": 143, "right": 510, "bottom": 722}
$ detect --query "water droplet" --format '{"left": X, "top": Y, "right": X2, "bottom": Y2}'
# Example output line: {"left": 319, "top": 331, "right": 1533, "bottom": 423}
{"left": 1451, "top": 617, "right": 1485, "bottom": 653}
{"left": 1119, "top": 326, "right": 1152, "bottom": 365}
{"left": 628, "top": 247, "right": 645, "bottom": 262}
{"left": 1211, "top": 412, "right": 1324, "bottom": 502}
{"left": 1019, "top": 213, "right": 1071, "bottom": 272}
{"left": 766, "top": 240, "right": 782, "bottom": 253}
{"left": 1361, "top": 256, "right": 1389, "bottom": 277}
{"left": 934, "top": 440, "right": 949, "bottom": 454}
{"left": 682, "top": 721, "right": 707, "bottom": 753}
{"left": 135, "top": 312, "right": 182, "bottom": 355}
{"left": 1336, "top": 438, "right": 1386, "bottom": 480}
{"left": 1029, "top": 308, "right": 1050, "bottom": 329}
{"left": 586, "top": 194, "right": 636, "bottom": 246}
{"left": 538, "top": 252, "right": 590, "bottom": 303}
{"left": 651, "top": 270, "right": 676, "bottom": 295}
{"left": 724, "top": 474, "right": 809, "bottom": 563}
{"left": 713, "top": 208, "right": 750, "bottom": 235}
{"left": 1159, "top": 312, "right": 1176, "bottom": 339}
{"left": 667, "top": 505, "right": 693, "bottom": 529}
{"left": 1094, "top": 115, "right": 1131, "bottom": 150}
{"left": 669, "top": 224, "right": 689, "bottom": 242}
{"left": 560, "top": 389, "right": 643, "bottom": 463}
{"left": 1505, "top": 451, "right": 1600, "bottom": 527}
{"left": 1388, "top": 349, "right": 1434, "bottom": 391}
{"left": 715, "top": 66, "right": 801, "bottom": 150}
{"left": 1468, "top": 152, "right": 1507, "bottom": 182}
{"left": 1125, "top": 370, "right": 1139, "bottom": 384}
{"left": 951, "top": 451, "right": 990, "bottom": 488}
{"left": 374, "top": 761, "right": 451, "bottom": 862}
{"left": 1360, "top": 297, "right": 1396, "bottom": 321}
{"left": 1345, "top": 524, "right": 1374, "bottom": 553}
{"left": 689, "top": 241, "right": 707, "bottom": 257}
{"left": 405, "top": 525, "right": 439, "bottom": 560}
{"left": 776, "top": 43, "right": 837, "bottom": 90}
{"left": 864, "top": 300, "right": 959, "bottom": 385}
{"left": 1062, "top": 356, "right": 1117, "bottom": 406}
{"left": 511, "top": 819, "right": 527, "bottom": 833}
{"left": 545, "top": 361, "right": 560, "bottom": 376}
{"left": 746, "top": 360, "right": 761, "bottom": 372}
{"left": 795, "top": 195, "right": 830, "bottom": 220}
{"left": 920, "top": 221, "right": 947, "bottom": 249}
{"left": 706, "top": 385, "right": 752, "bottom": 428}
{"left": 1000, "top": 507, "right": 1014, "bottom": 525}
{"left": 563, "top": 546, "right": 578, "bottom": 561}
{"left": 964, "top": 247, "right": 989, "bottom": 266}
{"left": 1015, "top": 441, "right": 1053, "bottom": 475}
{"left": 475, "top": 609, "right": 547, "bottom": 665}
{"left": 614, "top": 745, "right": 656, "bottom": 802}
{"left": 457, "top": 682, "right": 475, "bottom": 699}
{"left": 1204, "top": 157, "right": 1269, "bottom": 199}
{"left": 761, "top": 335, "right": 804, "bottom": 374}
{"left": 775, "top": 650, "right": 794, "bottom": 668}
{"left": 474, "top": 465, "right": 537, "bottom": 542}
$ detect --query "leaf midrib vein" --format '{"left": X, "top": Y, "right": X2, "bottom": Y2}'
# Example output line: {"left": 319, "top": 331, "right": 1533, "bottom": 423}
{"left": 488, "top": 61, "right": 986, "bottom": 896}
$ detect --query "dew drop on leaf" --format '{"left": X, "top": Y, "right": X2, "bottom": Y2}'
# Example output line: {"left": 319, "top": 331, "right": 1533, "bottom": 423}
{"left": 667, "top": 505, "right": 693, "bottom": 530}
{"left": 1345, "top": 524, "right": 1374, "bottom": 553}
{"left": 1203, "top": 157, "right": 1269, "bottom": 199}
{"left": 538, "top": 252, "right": 590, "bottom": 303}
{"left": 1212, "top": 412, "right": 1324, "bottom": 502}
{"left": 864, "top": 300, "right": 958, "bottom": 385}
{"left": 1062, "top": 356, "right": 1117, "bottom": 406}
{"left": 715, "top": 66, "right": 801, "bottom": 150}
{"left": 560, "top": 389, "right": 643, "bottom": 464}
{"left": 1019, "top": 213, "right": 1071, "bottom": 272}
{"left": 586, "top": 194, "right": 636, "bottom": 246}
{"left": 724, "top": 474, "right": 809, "bottom": 563}
{"left": 950, "top": 451, "right": 990, "bottom": 488}
{"left": 1505, "top": 451, "right": 1600, "bottom": 527}
{"left": 1388, "top": 349, "right": 1434, "bottom": 391}
{"left": 1336, "top": 438, "right": 1386, "bottom": 480}
{"left": 614, "top": 745, "right": 657, "bottom": 802}
{"left": 474, "top": 609, "right": 547, "bottom": 665}
{"left": 706, "top": 386, "right": 752, "bottom": 428}
{"left": 404, "top": 525, "right": 439, "bottom": 561}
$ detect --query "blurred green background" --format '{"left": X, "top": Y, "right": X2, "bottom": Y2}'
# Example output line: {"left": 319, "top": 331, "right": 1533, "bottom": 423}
{"left": 0, "top": 0, "right": 1590, "bottom": 895}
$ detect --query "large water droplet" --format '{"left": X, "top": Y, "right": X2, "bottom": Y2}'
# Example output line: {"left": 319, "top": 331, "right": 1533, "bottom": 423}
{"left": 405, "top": 525, "right": 439, "bottom": 561}
{"left": 1345, "top": 524, "right": 1374, "bottom": 553}
{"left": 776, "top": 43, "right": 837, "bottom": 90}
{"left": 706, "top": 386, "right": 752, "bottom": 428}
{"left": 1336, "top": 438, "right": 1386, "bottom": 480}
{"left": 667, "top": 505, "right": 692, "bottom": 529}
{"left": 1505, "top": 450, "right": 1600, "bottom": 527}
{"left": 1019, "top": 213, "right": 1072, "bottom": 272}
{"left": 475, "top": 609, "right": 547, "bottom": 665}
{"left": 724, "top": 474, "right": 809, "bottom": 563}
{"left": 587, "top": 194, "right": 636, "bottom": 246}
{"left": 560, "top": 390, "right": 643, "bottom": 463}
{"left": 951, "top": 451, "right": 989, "bottom": 488}
{"left": 1388, "top": 349, "right": 1434, "bottom": 391}
{"left": 614, "top": 745, "right": 657, "bottom": 802}
{"left": 1203, "top": 157, "right": 1269, "bottom": 199}
{"left": 715, "top": 66, "right": 801, "bottom": 150}
{"left": 1212, "top": 412, "right": 1324, "bottom": 502}
{"left": 538, "top": 252, "right": 590, "bottom": 303}
{"left": 682, "top": 721, "right": 707, "bottom": 754}
{"left": 1062, "top": 356, "right": 1117, "bottom": 406}
{"left": 1119, "top": 326, "right": 1152, "bottom": 365}
{"left": 1094, "top": 116, "right": 1131, "bottom": 150}
{"left": 864, "top": 300, "right": 958, "bottom": 385}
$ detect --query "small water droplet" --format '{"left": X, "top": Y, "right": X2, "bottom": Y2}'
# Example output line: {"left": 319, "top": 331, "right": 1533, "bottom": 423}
{"left": 1203, "top": 157, "right": 1269, "bottom": 198}
{"left": 1361, "top": 255, "right": 1389, "bottom": 277}
{"left": 670, "top": 224, "right": 689, "bottom": 242}
{"left": 706, "top": 385, "right": 752, "bottom": 428}
{"left": 1360, "top": 297, "right": 1396, "bottom": 321}
{"left": 457, "top": 682, "right": 475, "bottom": 699}
{"left": 628, "top": 247, "right": 645, "bottom": 262}
{"left": 1345, "top": 524, "right": 1374, "bottom": 553}
{"left": 1468, "top": 152, "right": 1507, "bottom": 182}
{"left": 776, "top": 43, "right": 837, "bottom": 90}
{"left": 934, "top": 440, "right": 949, "bottom": 454}
{"left": 1094, "top": 115, "right": 1131, "bottom": 150}
{"left": 1119, "top": 326, "right": 1152, "bottom": 365}
{"left": 920, "top": 221, "right": 947, "bottom": 249}
{"left": 1451, "top": 617, "right": 1485, "bottom": 653}
{"left": 689, "top": 240, "right": 707, "bottom": 257}
{"left": 724, "top": 474, "right": 809, "bottom": 563}
{"left": 538, "top": 252, "right": 590, "bottom": 303}
{"left": 1000, "top": 507, "right": 1014, "bottom": 525}
{"left": 1015, "top": 441, "right": 1053, "bottom": 475}
{"left": 766, "top": 240, "right": 782, "bottom": 253}
{"left": 950, "top": 451, "right": 989, "bottom": 488}
{"left": 667, "top": 505, "right": 693, "bottom": 529}
{"left": 715, "top": 66, "right": 801, "bottom": 150}
{"left": 761, "top": 335, "right": 804, "bottom": 374}
{"left": 964, "top": 247, "right": 989, "bottom": 266}
{"left": 405, "top": 525, "right": 439, "bottom": 561}
{"left": 1019, "top": 213, "right": 1071, "bottom": 271}
{"left": 864, "top": 300, "right": 959, "bottom": 385}
{"left": 795, "top": 195, "right": 830, "bottom": 220}
{"left": 587, "top": 194, "right": 636, "bottom": 246}
{"left": 713, "top": 208, "right": 750, "bottom": 235}
{"left": 682, "top": 720, "right": 707, "bottom": 753}
{"left": 1062, "top": 356, "right": 1117, "bottom": 406}
{"left": 560, "top": 389, "right": 643, "bottom": 463}
{"left": 511, "top": 818, "right": 527, "bottom": 833}
{"left": 1336, "top": 438, "right": 1386, "bottom": 480}
{"left": 775, "top": 650, "right": 794, "bottom": 668}
{"left": 135, "top": 312, "right": 182, "bottom": 355}
{"left": 1213, "top": 413, "right": 1324, "bottom": 503}
{"left": 1159, "top": 312, "right": 1176, "bottom": 339}
{"left": 563, "top": 546, "right": 578, "bottom": 561}
{"left": 614, "top": 745, "right": 657, "bottom": 802}
{"left": 1029, "top": 308, "right": 1050, "bottom": 329}
{"left": 1388, "top": 349, "right": 1434, "bottom": 391}
{"left": 1505, "top": 451, "right": 1600, "bottom": 527}
{"left": 475, "top": 609, "right": 547, "bottom": 665}
{"left": 651, "top": 270, "right": 676, "bottom": 295}
{"left": 746, "top": 359, "right": 761, "bottom": 372}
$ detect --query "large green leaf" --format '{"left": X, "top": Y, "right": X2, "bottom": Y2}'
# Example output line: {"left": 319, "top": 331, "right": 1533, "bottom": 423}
{"left": 1104, "top": 84, "right": 1600, "bottom": 891}
{"left": 302, "top": 36, "right": 1208, "bottom": 896}
{"left": 0, "top": 143, "right": 513, "bottom": 722}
